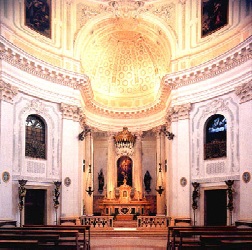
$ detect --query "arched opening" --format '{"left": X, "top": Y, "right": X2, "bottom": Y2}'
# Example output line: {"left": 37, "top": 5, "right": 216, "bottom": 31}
{"left": 204, "top": 114, "right": 227, "bottom": 160}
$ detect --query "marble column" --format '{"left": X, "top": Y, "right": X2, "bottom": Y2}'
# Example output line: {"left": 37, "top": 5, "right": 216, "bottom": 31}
{"left": 134, "top": 133, "right": 143, "bottom": 199}
{"left": 107, "top": 134, "right": 116, "bottom": 199}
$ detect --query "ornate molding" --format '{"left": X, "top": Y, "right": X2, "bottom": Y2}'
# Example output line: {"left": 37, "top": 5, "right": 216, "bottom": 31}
{"left": 0, "top": 35, "right": 250, "bottom": 122}
{"left": 60, "top": 103, "right": 80, "bottom": 121}
{"left": 26, "top": 99, "right": 48, "bottom": 114}
{"left": 192, "top": 175, "right": 240, "bottom": 183}
{"left": 163, "top": 39, "right": 252, "bottom": 89}
{"left": 202, "top": 99, "right": 228, "bottom": 118}
{"left": 0, "top": 40, "right": 89, "bottom": 90}
{"left": 235, "top": 80, "right": 252, "bottom": 104}
{"left": 0, "top": 80, "right": 18, "bottom": 103}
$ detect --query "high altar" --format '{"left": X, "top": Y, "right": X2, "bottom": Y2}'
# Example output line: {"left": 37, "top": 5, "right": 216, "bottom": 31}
{"left": 99, "top": 178, "right": 151, "bottom": 217}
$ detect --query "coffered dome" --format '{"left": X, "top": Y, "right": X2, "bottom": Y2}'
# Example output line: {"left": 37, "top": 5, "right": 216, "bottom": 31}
{"left": 80, "top": 17, "right": 171, "bottom": 109}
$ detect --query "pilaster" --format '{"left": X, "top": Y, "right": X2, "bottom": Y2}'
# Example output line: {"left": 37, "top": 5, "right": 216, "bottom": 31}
{"left": 0, "top": 81, "right": 18, "bottom": 219}
{"left": 235, "top": 81, "right": 252, "bottom": 219}
{"left": 168, "top": 103, "right": 191, "bottom": 219}
{"left": 60, "top": 103, "right": 81, "bottom": 217}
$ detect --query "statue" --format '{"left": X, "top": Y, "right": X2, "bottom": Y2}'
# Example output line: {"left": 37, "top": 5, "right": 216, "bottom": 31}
{"left": 98, "top": 169, "right": 104, "bottom": 194}
{"left": 144, "top": 171, "right": 152, "bottom": 194}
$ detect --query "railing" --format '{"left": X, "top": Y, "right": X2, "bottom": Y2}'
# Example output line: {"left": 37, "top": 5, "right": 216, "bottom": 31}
{"left": 137, "top": 216, "right": 170, "bottom": 229}
{"left": 80, "top": 216, "right": 113, "bottom": 228}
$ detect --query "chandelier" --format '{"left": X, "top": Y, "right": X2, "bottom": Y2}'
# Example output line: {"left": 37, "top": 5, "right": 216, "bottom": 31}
{"left": 114, "top": 127, "right": 136, "bottom": 156}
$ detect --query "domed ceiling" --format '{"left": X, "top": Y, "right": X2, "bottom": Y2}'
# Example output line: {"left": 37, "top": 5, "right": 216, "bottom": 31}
{"left": 80, "top": 17, "right": 171, "bottom": 109}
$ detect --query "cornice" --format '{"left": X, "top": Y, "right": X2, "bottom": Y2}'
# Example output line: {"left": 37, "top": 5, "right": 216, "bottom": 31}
{"left": 0, "top": 36, "right": 251, "bottom": 121}
{"left": 163, "top": 37, "right": 252, "bottom": 89}
{"left": 0, "top": 38, "right": 90, "bottom": 90}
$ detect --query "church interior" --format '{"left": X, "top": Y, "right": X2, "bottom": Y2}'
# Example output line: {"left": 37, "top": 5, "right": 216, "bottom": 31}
{"left": 0, "top": 0, "right": 251, "bottom": 249}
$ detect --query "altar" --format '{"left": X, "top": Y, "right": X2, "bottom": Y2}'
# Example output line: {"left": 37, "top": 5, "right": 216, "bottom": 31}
{"left": 99, "top": 179, "right": 151, "bottom": 216}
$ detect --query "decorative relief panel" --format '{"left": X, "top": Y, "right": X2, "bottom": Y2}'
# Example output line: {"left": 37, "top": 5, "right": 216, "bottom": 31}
{"left": 27, "top": 160, "right": 46, "bottom": 175}
{"left": 206, "top": 161, "right": 225, "bottom": 175}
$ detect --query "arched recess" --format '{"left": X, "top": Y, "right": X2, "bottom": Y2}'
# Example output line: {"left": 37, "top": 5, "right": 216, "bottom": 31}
{"left": 13, "top": 97, "right": 61, "bottom": 179}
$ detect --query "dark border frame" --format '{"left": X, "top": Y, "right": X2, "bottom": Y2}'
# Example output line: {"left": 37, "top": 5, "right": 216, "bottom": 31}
{"left": 25, "top": 0, "right": 51, "bottom": 38}
{"left": 201, "top": 0, "right": 229, "bottom": 37}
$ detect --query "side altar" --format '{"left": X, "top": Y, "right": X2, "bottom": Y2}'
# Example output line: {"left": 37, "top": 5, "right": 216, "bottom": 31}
{"left": 99, "top": 179, "right": 151, "bottom": 217}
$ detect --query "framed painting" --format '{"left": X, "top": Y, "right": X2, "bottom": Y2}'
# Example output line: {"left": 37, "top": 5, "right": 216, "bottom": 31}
{"left": 25, "top": 0, "right": 51, "bottom": 38}
{"left": 201, "top": 0, "right": 229, "bottom": 37}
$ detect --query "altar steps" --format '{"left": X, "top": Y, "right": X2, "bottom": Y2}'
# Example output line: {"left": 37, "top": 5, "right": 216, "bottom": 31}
{"left": 113, "top": 219, "right": 137, "bottom": 228}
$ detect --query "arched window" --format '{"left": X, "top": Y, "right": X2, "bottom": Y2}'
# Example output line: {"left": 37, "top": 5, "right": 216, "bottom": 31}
{"left": 204, "top": 114, "right": 227, "bottom": 160}
{"left": 25, "top": 114, "right": 46, "bottom": 159}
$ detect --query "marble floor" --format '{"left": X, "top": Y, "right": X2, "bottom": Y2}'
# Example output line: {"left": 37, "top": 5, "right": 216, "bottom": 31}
{"left": 90, "top": 228, "right": 167, "bottom": 250}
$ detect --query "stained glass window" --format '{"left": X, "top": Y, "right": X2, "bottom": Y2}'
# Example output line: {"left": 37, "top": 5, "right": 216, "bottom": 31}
{"left": 204, "top": 114, "right": 227, "bottom": 159}
{"left": 25, "top": 115, "right": 46, "bottom": 159}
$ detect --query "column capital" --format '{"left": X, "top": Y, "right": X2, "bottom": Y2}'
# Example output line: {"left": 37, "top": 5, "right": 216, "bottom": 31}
{"left": 235, "top": 80, "right": 252, "bottom": 104}
{"left": 60, "top": 103, "right": 80, "bottom": 121}
{"left": 0, "top": 80, "right": 18, "bottom": 103}
{"left": 167, "top": 103, "right": 191, "bottom": 122}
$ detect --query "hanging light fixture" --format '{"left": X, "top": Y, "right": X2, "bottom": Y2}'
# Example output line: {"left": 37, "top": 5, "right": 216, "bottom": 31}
{"left": 114, "top": 127, "right": 136, "bottom": 156}
{"left": 86, "top": 132, "right": 94, "bottom": 196}
{"left": 155, "top": 132, "right": 164, "bottom": 196}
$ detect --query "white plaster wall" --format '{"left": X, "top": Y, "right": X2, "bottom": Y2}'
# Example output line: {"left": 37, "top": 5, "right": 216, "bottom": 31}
{"left": 0, "top": 101, "right": 14, "bottom": 219}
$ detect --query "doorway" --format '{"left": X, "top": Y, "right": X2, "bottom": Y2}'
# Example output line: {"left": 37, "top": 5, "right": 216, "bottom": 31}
{"left": 204, "top": 189, "right": 227, "bottom": 226}
{"left": 25, "top": 189, "right": 46, "bottom": 225}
